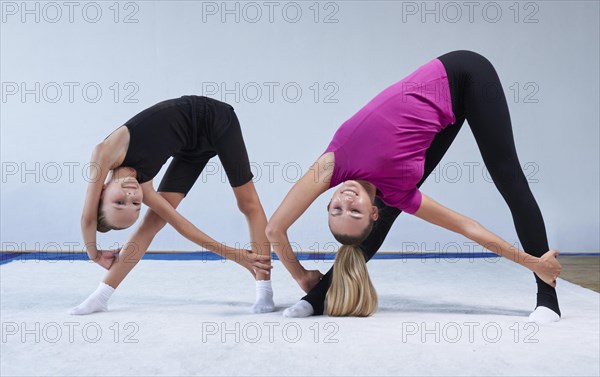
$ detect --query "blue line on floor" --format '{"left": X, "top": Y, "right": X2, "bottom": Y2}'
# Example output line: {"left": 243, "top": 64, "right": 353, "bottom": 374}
{"left": 1, "top": 252, "right": 598, "bottom": 265}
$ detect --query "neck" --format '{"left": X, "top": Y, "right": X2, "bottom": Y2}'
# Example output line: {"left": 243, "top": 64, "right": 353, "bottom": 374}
{"left": 357, "top": 180, "right": 377, "bottom": 202}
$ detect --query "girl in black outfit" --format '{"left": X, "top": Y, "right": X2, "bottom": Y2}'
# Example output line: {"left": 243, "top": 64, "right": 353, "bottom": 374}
{"left": 72, "top": 96, "right": 274, "bottom": 315}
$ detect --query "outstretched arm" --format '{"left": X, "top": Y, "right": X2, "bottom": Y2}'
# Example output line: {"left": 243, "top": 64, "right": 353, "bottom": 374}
{"left": 141, "top": 183, "right": 271, "bottom": 274}
{"left": 81, "top": 144, "right": 112, "bottom": 261}
{"left": 413, "top": 193, "right": 562, "bottom": 287}
{"left": 266, "top": 153, "right": 334, "bottom": 292}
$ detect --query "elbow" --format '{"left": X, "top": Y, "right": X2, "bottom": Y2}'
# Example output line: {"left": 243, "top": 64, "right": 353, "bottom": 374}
{"left": 91, "top": 143, "right": 107, "bottom": 161}
{"left": 265, "top": 222, "right": 285, "bottom": 242}
{"left": 460, "top": 219, "right": 483, "bottom": 240}
{"left": 81, "top": 215, "right": 94, "bottom": 228}
{"left": 91, "top": 143, "right": 103, "bottom": 156}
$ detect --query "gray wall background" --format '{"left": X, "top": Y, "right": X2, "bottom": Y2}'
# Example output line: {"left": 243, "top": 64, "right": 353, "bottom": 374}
{"left": 1, "top": 0, "right": 598, "bottom": 253}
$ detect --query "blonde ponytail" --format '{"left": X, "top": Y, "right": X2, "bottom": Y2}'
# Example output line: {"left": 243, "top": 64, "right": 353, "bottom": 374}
{"left": 326, "top": 244, "right": 378, "bottom": 317}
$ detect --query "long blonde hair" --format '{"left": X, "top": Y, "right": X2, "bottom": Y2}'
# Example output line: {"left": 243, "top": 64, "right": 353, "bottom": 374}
{"left": 326, "top": 244, "right": 378, "bottom": 317}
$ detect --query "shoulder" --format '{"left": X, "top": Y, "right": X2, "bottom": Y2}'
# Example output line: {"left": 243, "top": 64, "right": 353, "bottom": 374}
{"left": 315, "top": 152, "right": 335, "bottom": 182}
{"left": 97, "top": 126, "right": 130, "bottom": 168}
{"left": 317, "top": 151, "right": 335, "bottom": 166}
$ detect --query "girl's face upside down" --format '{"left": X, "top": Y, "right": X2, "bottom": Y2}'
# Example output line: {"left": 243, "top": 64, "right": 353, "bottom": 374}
{"left": 327, "top": 180, "right": 379, "bottom": 241}
{"left": 100, "top": 168, "right": 143, "bottom": 230}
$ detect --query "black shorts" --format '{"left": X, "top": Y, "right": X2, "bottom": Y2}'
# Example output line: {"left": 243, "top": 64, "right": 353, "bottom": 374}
{"left": 157, "top": 98, "right": 254, "bottom": 195}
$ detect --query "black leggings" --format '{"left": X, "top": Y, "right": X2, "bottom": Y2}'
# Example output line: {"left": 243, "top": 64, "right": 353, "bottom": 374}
{"left": 302, "top": 50, "right": 560, "bottom": 316}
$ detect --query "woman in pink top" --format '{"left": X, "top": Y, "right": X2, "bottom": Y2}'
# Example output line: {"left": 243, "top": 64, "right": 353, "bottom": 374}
{"left": 266, "top": 50, "right": 562, "bottom": 323}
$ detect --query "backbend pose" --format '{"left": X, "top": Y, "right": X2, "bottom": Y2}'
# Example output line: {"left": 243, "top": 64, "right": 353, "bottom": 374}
{"left": 266, "top": 50, "right": 562, "bottom": 323}
{"left": 72, "top": 96, "right": 274, "bottom": 315}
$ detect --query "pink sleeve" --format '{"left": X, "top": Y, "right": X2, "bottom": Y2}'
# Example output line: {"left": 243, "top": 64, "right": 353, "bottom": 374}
{"left": 402, "top": 189, "right": 423, "bottom": 214}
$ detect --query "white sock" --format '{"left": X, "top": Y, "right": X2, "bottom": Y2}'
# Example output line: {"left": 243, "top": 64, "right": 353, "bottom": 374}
{"left": 69, "top": 282, "right": 115, "bottom": 315}
{"left": 283, "top": 300, "right": 314, "bottom": 318}
{"left": 528, "top": 306, "right": 561, "bottom": 324}
{"left": 251, "top": 280, "right": 274, "bottom": 313}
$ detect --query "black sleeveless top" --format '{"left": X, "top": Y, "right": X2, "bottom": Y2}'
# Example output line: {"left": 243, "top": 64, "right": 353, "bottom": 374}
{"left": 120, "top": 95, "right": 223, "bottom": 183}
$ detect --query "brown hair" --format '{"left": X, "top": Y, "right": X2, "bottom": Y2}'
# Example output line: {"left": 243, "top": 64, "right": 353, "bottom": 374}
{"left": 96, "top": 196, "right": 124, "bottom": 233}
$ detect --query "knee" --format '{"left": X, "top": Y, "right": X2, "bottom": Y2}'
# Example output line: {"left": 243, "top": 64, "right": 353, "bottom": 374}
{"left": 494, "top": 173, "right": 532, "bottom": 202}
{"left": 237, "top": 195, "right": 263, "bottom": 216}
{"left": 140, "top": 210, "right": 167, "bottom": 233}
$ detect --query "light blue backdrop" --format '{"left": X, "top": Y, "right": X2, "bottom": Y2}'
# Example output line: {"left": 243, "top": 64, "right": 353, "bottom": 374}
{"left": 1, "top": 1, "right": 598, "bottom": 253}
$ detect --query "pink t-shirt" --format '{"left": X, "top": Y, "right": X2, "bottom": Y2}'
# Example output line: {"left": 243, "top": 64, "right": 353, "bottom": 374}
{"left": 324, "top": 58, "right": 455, "bottom": 214}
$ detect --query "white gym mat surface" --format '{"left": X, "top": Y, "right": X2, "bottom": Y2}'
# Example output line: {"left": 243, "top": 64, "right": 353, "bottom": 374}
{"left": 1, "top": 257, "right": 598, "bottom": 376}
